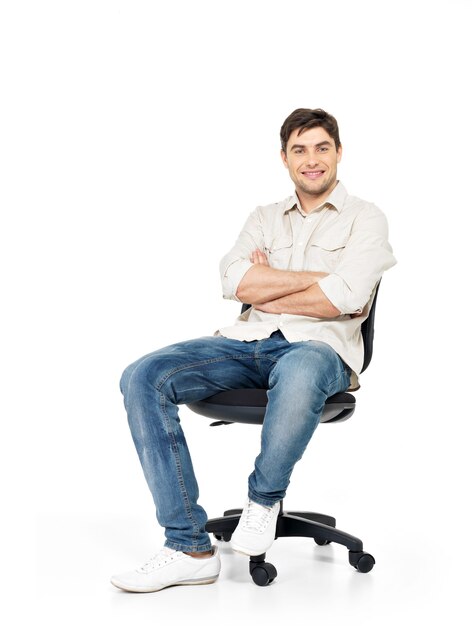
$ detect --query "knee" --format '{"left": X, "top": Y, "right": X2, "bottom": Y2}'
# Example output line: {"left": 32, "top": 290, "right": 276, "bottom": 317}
{"left": 270, "top": 344, "right": 340, "bottom": 396}
{"left": 119, "top": 354, "right": 165, "bottom": 398}
{"left": 119, "top": 361, "right": 136, "bottom": 397}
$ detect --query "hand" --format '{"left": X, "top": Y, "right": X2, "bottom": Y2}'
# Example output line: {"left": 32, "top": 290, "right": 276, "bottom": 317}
{"left": 250, "top": 249, "right": 269, "bottom": 265}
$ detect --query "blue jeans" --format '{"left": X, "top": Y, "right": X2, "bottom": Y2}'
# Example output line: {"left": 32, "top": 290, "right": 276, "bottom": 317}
{"left": 120, "top": 331, "right": 351, "bottom": 553}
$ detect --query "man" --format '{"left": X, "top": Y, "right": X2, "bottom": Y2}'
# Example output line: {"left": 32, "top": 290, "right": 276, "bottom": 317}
{"left": 111, "top": 108, "right": 396, "bottom": 593}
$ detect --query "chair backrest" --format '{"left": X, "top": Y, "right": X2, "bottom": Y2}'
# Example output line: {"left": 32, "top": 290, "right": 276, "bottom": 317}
{"left": 240, "top": 280, "right": 380, "bottom": 374}
{"left": 360, "top": 280, "right": 380, "bottom": 373}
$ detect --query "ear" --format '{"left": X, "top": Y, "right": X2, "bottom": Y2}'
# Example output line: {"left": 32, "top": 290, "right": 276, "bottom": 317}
{"left": 336, "top": 144, "right": 343, "bottom": 164}
{"left": 280, "top": 149, "right": 289, "bottom": 169}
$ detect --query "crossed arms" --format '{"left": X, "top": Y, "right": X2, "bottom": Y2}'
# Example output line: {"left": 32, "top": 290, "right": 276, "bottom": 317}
{"left": 236, "top": 249, "right": 343, "bottom": 319}
{"left": 221, "top": 203, "right": 396, "bottom": 318}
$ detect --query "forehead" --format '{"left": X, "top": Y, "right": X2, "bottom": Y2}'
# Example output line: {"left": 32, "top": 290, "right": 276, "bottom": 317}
{"left": 287, "top": 125, "right": 333, "bottom": 147}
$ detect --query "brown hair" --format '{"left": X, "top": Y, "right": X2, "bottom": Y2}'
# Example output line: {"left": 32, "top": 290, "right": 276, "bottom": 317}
{"left": 280, "top": 108, "right": 341, "bottom": 153}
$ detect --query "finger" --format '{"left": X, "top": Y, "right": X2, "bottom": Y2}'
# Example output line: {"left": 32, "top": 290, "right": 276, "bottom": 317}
{"left": 253, "top": 249, "right": 263, "bottom": 264}
{"left": 256, "top": 249, "right": 269, "bottom": 265}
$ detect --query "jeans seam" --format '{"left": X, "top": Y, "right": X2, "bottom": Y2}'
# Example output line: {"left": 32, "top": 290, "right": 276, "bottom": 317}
{"left": 159, "top": 390, "right": 201, "bottom": 542}
{"left": 154, "top": 355, "right": 256, "bottom": 392}
{"left": 254, "top": 350, "right": 279, "bottom": 379}
{"left": 327, "top": 365, "right": 350, "bottom": 396}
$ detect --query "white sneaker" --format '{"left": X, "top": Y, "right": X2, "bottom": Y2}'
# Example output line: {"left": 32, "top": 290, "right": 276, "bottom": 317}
{"left": 110, "top": 545, "right": 221, "bottom": 593}
{"left": 230, "top": 498, "right": 280, "bottom": 556}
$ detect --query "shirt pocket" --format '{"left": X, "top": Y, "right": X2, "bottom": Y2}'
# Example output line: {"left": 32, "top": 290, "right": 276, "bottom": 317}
{"left": 307, "top": 233, "right": 349, "bottom": 272}
{"left": 264, "top": 234, "right": 293, "bottom": 270}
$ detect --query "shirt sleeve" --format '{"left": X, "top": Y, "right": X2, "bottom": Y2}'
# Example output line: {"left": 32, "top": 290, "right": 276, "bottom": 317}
{"left": 219, "top": 208, "right": 265, "bottom": 302}
{"left": 317, "top": 204, "right": 397, "bottom": 314}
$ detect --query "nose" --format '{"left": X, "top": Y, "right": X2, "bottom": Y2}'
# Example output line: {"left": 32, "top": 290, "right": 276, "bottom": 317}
{"left": 305, "top": 149, "right": 319, "bottom": 167}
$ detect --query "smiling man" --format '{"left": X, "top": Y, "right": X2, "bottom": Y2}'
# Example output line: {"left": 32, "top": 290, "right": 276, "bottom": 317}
{"left": 111, "top": 108, "right": 396, "bottom": 593}
{"left": 283, "top": 126, "right": 341, "bottom": 198}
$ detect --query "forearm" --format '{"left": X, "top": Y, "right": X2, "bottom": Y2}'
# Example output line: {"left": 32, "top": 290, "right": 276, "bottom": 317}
{"left": 236, "top": 264, "right": 329, "bottom": 305}
{"left": 254, "top": 283, "right": 341, "bottom": 318}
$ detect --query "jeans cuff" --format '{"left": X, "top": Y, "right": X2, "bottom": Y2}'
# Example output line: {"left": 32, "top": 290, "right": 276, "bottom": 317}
{"left": 164, "top": 540, "right": 213, "bottom": 553}
{"left": 248, "top": 491, "right": 281, "bottom": 507}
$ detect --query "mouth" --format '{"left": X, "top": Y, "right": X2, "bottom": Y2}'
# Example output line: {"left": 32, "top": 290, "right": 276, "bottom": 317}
{"left": 301, "top": 170, "right": 325, "bottom": 180}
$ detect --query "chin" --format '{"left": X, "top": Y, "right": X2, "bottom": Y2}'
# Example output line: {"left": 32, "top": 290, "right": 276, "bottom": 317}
{"left": 300, "top": 182, "right": 328, "bottom": 196}
{"left": 306, "top": 177, "right": 335, "bottom": 196}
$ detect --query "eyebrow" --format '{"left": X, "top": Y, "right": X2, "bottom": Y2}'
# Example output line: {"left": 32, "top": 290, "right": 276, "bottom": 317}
{"left": 290, "top": 140, "right": 332, "bottom": 151}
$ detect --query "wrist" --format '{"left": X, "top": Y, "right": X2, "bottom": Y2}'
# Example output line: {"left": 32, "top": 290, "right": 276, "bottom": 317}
{"left": 307, "top": 271, "right": 329, "bottom": 285}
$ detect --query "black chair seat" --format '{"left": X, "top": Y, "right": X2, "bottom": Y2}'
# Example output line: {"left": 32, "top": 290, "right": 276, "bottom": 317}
{"left": 187, "top": 389, "right": 356, "bottom": 426}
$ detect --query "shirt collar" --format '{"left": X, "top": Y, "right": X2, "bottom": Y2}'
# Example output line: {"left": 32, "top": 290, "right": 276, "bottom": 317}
{"left": 284, "top": 181, "right": 348, "bottom": 215}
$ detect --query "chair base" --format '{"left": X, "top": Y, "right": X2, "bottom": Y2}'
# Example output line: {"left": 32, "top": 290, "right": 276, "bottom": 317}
{"left": 205, "top": 499, "right": 375, "bottom": 585}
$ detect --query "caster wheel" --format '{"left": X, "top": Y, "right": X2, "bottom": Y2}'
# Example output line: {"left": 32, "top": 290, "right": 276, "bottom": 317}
{"left": 314, "top": 538, "right": 332, "bottom": 546}
{"left": 349, "top": 551, "right": 375, "bottom": 573}
{"left": 250, "top": 562, "right": 277, "bottom": 586}
{"left": 213, "top": 532, "right": 232, "bottom": 542}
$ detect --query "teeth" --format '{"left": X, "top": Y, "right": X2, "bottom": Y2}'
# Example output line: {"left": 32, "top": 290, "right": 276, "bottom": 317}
{"left": 303, "top": 171, "right": 324, "bottom": 177}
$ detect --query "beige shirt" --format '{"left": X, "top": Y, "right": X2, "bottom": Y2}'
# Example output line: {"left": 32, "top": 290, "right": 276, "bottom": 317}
{"left": 216, "top": 181, "right": 397, "bottom": 391}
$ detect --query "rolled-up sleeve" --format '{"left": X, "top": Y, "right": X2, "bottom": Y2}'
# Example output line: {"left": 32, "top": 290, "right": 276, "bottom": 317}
{"left": 318, "top": 204, "right": 397, "bottom": 314}
{"left": 219, "top": 208, "right": 265, "bottom": 301}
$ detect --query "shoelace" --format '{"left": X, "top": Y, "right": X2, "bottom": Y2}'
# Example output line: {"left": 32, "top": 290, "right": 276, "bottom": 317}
{"left": 137, "top": 547, "right": 178, "bottom": 573}
{"left": 242, "top": 500, "right": 276, "bottom": 533}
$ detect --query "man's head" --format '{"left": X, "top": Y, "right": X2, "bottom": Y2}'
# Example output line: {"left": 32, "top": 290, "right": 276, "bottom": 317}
{"left": 280, "top": 108, "right": 342, "bottom": 206}
{"left": 280, "top": 108, "right": 341, "bottom": 154}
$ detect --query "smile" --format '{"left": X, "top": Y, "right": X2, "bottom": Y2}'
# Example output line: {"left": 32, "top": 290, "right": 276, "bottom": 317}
{"left": 302, "top": 170, "right": 325, "bottom": 180}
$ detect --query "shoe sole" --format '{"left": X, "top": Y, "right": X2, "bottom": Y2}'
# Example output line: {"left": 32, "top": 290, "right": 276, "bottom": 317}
{"left": 230, "top": 542, "right": 273, "bottom": 557}
{"left": 111, "top": 575, "right": 219, "bottom": 593}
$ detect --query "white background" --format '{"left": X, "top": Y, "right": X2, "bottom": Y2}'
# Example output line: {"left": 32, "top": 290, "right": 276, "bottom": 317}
{"left": 2, "top": 0, "right": 471, "bottom": 623}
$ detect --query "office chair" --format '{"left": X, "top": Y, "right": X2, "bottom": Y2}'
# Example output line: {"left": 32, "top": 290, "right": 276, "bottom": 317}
{"left": 187, "top": 283, "right": 380, "bottom": 586}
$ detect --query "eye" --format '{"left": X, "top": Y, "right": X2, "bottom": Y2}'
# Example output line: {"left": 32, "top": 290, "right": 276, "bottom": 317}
{"left": 318, "top": 147, "right": 328, "bottom": 152}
